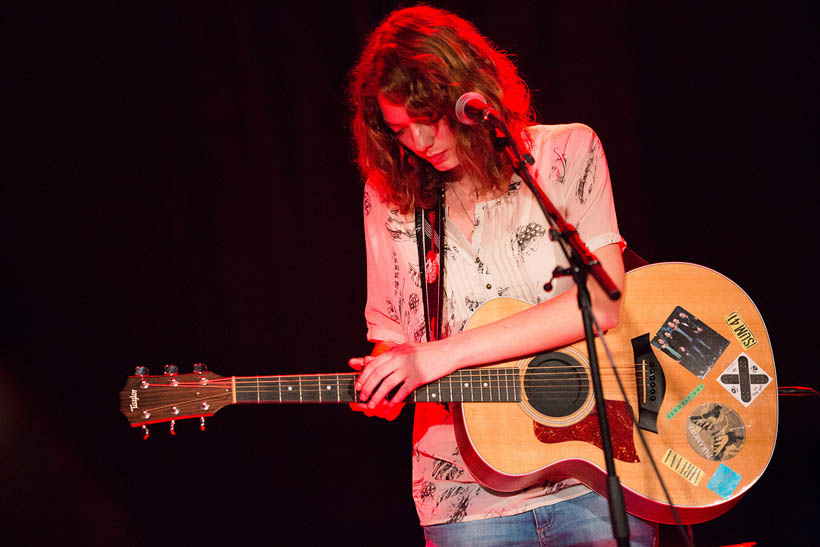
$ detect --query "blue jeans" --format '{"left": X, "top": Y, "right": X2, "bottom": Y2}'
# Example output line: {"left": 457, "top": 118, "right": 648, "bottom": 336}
{"left": 423, "top": 491, "right": 657, "bottom": 546}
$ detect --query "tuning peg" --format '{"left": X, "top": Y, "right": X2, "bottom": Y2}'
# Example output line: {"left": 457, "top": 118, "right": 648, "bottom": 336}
{"left": 142, "top": 425, "right": 150, "bottom": 440}
{"left": 193, "top": 362, "right": 207, "bottom": 374}
{"left": 200, "top": 416, "right": 206, "bottom": 431}
{"left": 164, "top": 364, "right": 179, "bottom": 376}
{"left": 135, "top": 366, "right": 149, "bottom": 376}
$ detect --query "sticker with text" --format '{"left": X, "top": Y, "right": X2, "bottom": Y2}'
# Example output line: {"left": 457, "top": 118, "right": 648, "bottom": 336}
{"left": 661, "top": 448, "right": 705, "bottom": 486}
{"left": 686, "top": 403, "right": 745, "bottom": 461}
{"left": 718, "top": 353, "right": 771, "bottom": 407}
{"left": 666, "top": 383, "right": 705, "bottom": 420}
{"left": 652, "top": 306, "right": 730, "bottom": 379}
{"left": 724, "top": 310, "right": 758, "bottom": 349}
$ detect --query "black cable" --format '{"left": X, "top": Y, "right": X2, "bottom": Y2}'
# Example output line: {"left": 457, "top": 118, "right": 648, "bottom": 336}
{"left": 593, "top": 317, "right": 695, "bottom": 547}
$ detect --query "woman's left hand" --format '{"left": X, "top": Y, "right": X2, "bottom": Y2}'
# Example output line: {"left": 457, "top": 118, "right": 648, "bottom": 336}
{"left": 354, "top": 341, "right": 452, "bottom": 410}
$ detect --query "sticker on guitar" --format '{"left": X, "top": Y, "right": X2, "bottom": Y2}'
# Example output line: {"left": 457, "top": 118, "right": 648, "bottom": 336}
{"left": 652, "top": 306, "right": 730, "bottom": 379}
{"left": 717, "top": 353, "right": 771, "bottom": 407}
{"left": 686, "top": 402, "right": 745, "bottom": 461}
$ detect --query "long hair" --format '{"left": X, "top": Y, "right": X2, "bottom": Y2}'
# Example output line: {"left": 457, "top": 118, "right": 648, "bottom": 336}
{"left": 349, "top": 5, "right": 534, "bottom": 212}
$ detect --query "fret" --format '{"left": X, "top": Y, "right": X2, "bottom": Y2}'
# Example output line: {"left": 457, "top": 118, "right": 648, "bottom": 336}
{"left": 234, "top": 378, "right": 253, "bottom": 403}
{"left": 322, "top": 374, "right": 337, "bottom": 403}
{"left": 469, "top": 369, "right": 476, "bottom": 402}
{"left": 448, "top": 374, "right": 454, "bottom": 402}
{"left": 425, "top": 382, "right": 430, "bottom": 402}
{"left": 503, "top": 368, "right": 509, "bottom": 402}
{"left": 336, "top": 374, "right": 340, "bottom": 403}
{"left": 303, "top": 375, "right": 322, "bottom": 403}
{"left": 459, "top": 371, "right": 465, "bottom": 402}
{"left": 257, "top": 377, "right": 279, "bottom": 402}
{"left": 428, "top": 379, "right": 439, "bottom": 402}
{"left": 277, "top": 375, "right": 282, "bottom": 402}
{"left": 496, "top": 369, "right": 501, "bottom": 402}
{"left": 280, "top": 376, "right": 301, "bottom": 402}
{"left": 349, "top": 374, "right": 359, "bottom": 403}
{"left": 512, "top": 369, "right": 520, "bottom": 400}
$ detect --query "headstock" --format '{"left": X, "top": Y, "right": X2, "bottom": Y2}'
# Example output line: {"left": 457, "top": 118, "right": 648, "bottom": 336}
{"left": 119, "top": 364, "right": 234, "bottom": 438}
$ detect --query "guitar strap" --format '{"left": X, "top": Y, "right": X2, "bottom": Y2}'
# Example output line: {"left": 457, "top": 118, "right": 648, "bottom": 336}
{"left": 415, "top": 189, "right": 445, "bottom": 342}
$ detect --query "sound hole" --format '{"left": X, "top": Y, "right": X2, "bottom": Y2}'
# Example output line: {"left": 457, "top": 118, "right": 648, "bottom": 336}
{"left": 524, "top": 352, "right": 589, "bottom": 418}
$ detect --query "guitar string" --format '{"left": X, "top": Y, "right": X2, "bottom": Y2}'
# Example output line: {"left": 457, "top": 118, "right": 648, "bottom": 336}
{"left": 142, "top": 368, "right": 648, "bottom": 402}
{"left": 147, "top": 375, "right": 642, "bottom": 389}
{"left": 143, "top": 387, "right": 638, "bottom": 401}
{"left": 158, "top": 367, "right": 642, "bottom": 383}
{"left": 154, "top": 381, "right": 640, "bottom": 391}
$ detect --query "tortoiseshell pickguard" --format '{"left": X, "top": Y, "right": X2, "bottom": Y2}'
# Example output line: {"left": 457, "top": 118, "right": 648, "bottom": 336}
{"left": 533, "top": 400, "right": 639, "bottom": 463}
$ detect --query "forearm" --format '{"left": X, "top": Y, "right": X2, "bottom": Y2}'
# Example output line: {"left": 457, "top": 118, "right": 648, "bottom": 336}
{"left": 354, "top": 244, "right": 624, "bottom": 408}
{"left": 434, "top": 244, "right": 624, "bottom": 374}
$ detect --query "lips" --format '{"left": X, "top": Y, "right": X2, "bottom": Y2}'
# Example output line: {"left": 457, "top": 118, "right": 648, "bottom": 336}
{"left": 426, "top": 151, "right": 448, "bottom": 164}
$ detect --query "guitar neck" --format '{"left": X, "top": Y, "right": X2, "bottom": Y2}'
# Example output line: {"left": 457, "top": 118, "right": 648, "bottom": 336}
{"left": 234, "top": 368, "right": 521, "bottom": 404}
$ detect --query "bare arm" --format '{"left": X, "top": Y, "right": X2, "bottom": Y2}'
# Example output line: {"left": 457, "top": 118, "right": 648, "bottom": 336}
{"left": 352, "top": 243, "right": 625, "bottom": 410}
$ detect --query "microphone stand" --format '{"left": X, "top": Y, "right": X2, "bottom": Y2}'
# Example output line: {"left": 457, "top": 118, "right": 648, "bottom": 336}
{"left": 484, "top": 117, "right": 630, "bottom": 546}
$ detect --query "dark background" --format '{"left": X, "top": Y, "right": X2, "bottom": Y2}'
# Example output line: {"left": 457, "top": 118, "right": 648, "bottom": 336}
{"left": 3, "top": 2, "right": 818, "bottom": 545}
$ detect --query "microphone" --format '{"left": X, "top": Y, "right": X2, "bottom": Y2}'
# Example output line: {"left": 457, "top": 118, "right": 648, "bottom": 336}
{"left": 455, "top": 92, "right": 502, "bottom": 126}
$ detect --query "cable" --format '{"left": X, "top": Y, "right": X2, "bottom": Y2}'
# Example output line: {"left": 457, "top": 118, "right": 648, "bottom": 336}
{"left": 592, "top": 316, "right": 695, "bottom": 547}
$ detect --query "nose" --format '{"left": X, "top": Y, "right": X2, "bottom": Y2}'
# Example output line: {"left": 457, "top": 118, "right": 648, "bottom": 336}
{"left": 408, "top": 123, "right": 434, "bottom": 152}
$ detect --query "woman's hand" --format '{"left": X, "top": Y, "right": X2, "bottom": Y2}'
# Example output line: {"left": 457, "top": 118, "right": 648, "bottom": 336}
{"left": 350, "top": 341, "right": 453, "bottom": 415}
{"left": 348, "top": 354, "right": 405, "bottom": 421}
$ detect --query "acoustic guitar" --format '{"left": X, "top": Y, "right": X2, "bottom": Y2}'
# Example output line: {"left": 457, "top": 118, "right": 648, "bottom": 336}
{"left": 119, "top": 262, "right": 777, "bottom": 524}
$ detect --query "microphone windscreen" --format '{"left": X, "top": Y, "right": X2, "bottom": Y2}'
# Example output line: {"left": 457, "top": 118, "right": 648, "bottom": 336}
{"left": 455, "top": 92, "right": 487, "bottom": 126}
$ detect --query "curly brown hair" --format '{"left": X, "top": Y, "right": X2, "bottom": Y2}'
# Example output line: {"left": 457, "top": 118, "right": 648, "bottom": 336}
{"left": 349, "top": 5, "right": 534, "bottom": 212}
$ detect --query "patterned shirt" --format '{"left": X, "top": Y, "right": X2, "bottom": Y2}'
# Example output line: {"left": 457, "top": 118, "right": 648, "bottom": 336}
{"left": 362, "top": 124, "right": 623, "bottom": 526}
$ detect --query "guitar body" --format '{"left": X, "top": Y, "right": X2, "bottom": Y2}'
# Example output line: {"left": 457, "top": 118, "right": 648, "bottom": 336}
{"left": 454, "top": 262, "right": 777, "bottom": 524}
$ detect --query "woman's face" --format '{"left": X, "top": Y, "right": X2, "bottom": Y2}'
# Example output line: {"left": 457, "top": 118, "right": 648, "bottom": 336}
{"left": 378, "top": 94, "right": 460, "bottom": 172}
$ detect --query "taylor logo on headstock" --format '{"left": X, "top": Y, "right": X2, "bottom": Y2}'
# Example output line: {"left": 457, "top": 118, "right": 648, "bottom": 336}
{"left": 129, "top": 389, "right": 140, "bottom": 411}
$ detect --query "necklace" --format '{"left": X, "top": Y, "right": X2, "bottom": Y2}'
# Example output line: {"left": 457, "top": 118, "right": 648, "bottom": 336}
{"left": 450, "top": 186, "right": 479, "bottom": 227}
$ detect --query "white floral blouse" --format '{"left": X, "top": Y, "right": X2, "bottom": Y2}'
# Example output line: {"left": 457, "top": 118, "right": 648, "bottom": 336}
{"left": 362, "top": 124, "right": 624, "bottom": 525}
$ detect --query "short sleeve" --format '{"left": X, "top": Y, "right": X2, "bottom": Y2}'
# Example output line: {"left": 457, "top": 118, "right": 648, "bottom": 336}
{"left": 530, "top": 124, "right": 624, "bottom": 253}
{"left": 362, "top": 184, "right": 409, "bottom": 345}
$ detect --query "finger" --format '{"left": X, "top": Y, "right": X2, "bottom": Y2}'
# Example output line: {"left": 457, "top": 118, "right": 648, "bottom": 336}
{"left": 384, "top": 402, "right": 405, "bottom": 421}
{"left": 350, "top": 401, "right": 380, "bottom": 418}
{"left": 354, "top": 354, "right": 383, "bottom": 390}
{"left": 354, "top": 355, "right": 376, "bottom": 391}
{"left": 388, "top": 383, "right": 414, "bottom": 407}
{"left": 351, "top": 400, "right": 401, "bottom": 420}
{"left": 348, "top": 358, "right": 364, "bottom": 371}
{"left": 367, "top": 371, "right": 404, "bottom": 409}
{"left": 357, "top": 357, "right": 395, "bottom": 400}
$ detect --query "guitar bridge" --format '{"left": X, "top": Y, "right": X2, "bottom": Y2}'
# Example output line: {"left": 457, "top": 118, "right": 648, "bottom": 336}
{"left": 631, "top": 333, "right": 666, "bottom": 433}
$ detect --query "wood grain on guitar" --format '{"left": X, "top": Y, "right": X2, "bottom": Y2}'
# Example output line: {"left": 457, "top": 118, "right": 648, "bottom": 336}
{"left": 119, "top": 262, "right": 777, "bottom": 525}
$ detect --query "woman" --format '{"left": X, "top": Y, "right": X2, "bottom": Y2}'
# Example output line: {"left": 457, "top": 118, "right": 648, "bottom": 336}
{"left": 347, "top": 6, "right": 656, "bottom": 546}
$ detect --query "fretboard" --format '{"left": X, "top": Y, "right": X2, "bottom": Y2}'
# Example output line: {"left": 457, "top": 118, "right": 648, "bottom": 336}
{"left": 234, "top": 368, "right": 521, "bottom": 404}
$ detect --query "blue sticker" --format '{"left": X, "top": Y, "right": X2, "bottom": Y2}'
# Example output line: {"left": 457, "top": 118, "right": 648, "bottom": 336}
{"left": 707, "top": 463, "right": 742, "bottom": 499}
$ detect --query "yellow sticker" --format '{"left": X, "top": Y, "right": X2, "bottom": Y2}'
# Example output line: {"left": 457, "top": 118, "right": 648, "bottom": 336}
{"left": 724, "top": 311, "right": 758, "bottom": 349}
{"left": 662, "top": 448, "right": 705, "bottom": 486}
